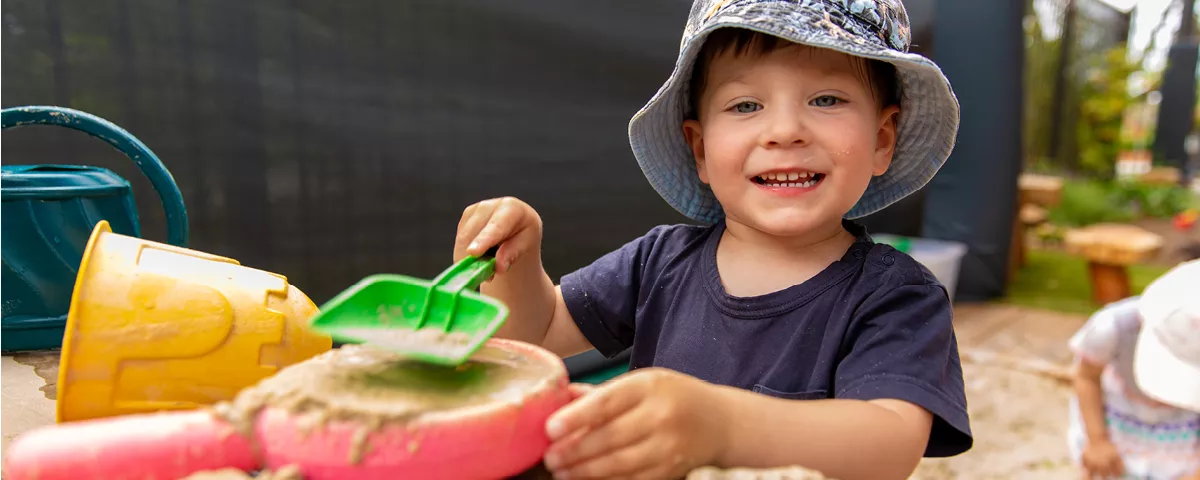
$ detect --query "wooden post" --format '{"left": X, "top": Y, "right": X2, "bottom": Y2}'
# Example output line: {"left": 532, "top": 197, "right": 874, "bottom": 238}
{"left": 1086, "top": 262, "right": 1131, "bottom": 305}
{"left": 1012, "top": 174, "right": 1062, "bottom": 277}
{"left": 1009, "top": 210, "right": 1025, "bottom": 282}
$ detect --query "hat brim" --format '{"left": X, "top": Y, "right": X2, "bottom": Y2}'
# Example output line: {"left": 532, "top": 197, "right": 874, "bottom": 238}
{"left": 1134, "top": 260, "right": 1200, "bottom": 411}
{"left": 629, "top": 2, "right": 960, "bottom": 223}
{"left": 1137, "top": 260, "right": 1200, "bottom": 324}
{"left": 1134, "top": 324, "right": 1200, "bottom": 412}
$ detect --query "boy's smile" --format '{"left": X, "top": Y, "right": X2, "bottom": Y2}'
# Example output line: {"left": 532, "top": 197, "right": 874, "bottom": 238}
{"left": 750, "top": 169, "right": 826, "bottom": 196}
{"left": 683, "top": 42, "right": 898, "bottom": 240}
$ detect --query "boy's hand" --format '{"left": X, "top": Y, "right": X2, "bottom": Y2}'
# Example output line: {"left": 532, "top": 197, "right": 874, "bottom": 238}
{"left": 454, "top": 197, "right": 542, "bottom": 274}
{"left": 1080, "top": 439, "right": 1124, "bottom": 479}
{"left": 542, "top": 368, "right": 730, "bottom": 479}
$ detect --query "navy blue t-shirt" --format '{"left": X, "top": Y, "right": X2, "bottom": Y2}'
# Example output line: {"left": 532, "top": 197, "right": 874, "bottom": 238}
{"left": 559, "top": 220, "right": 972, "bottom": 457}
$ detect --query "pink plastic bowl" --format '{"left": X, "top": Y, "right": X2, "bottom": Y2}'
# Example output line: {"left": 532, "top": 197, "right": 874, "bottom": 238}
{"left": 257, "top": 338, "right": 573, "bottom": 479}
{"left": 3, "top": 339, "right": 573, "bottom": 480}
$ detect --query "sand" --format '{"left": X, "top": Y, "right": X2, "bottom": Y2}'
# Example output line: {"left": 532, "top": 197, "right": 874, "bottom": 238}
{"left": 210, "top": 343, "right": 554, "bottom": 464}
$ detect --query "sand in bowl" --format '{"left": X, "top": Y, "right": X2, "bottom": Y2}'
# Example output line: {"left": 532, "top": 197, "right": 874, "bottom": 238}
{"left": 211, "top": 343, "right": 556, "bottom": 465}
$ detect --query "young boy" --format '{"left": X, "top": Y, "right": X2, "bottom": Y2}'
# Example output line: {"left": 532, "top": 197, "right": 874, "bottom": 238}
{"left": 454, "top": 1, "right": 971, "bottom": 478}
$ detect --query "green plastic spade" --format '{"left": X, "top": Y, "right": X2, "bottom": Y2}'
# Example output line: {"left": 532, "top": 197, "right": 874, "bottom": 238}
{"left": 309, "top": 247, "right": 509, "bottom": 366}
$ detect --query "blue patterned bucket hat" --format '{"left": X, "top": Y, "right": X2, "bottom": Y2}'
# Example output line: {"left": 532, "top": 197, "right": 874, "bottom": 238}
{"left": 629, "top": 0, "right": 960, "bottom": 222}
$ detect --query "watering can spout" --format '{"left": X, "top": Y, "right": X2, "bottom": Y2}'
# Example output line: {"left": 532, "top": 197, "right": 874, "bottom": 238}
{"left": 57, "top": 221, "right": 332, "bottom": 423}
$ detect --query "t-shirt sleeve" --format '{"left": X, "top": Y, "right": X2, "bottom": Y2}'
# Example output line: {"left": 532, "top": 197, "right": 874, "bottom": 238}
{"left": 834, "top": 269, "right": 972, "bottom": 458}
{"left": 559, "top": 227, "right": 667, "bottom": 358}
{"left": 1068, "top": 296, "right": 1138, "bottom": 366}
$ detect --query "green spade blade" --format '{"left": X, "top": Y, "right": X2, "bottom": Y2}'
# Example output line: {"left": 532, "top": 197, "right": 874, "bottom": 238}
{"left": 309, "top": 248, "right": 508, "bottom": 366}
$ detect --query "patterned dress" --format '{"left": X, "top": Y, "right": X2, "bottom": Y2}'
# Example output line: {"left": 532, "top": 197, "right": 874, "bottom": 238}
{"left": 1068, "top": 296, "right": 1200, "bottom": 479}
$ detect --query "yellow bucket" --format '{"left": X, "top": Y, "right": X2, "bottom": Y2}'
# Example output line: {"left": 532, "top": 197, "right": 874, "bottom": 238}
{"left": 56, "top": 221, "right": 332, "bottom": 422}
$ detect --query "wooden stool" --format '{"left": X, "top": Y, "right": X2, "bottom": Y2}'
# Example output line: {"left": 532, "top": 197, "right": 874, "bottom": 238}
{"left": 1063, "top": 224, "right": 1164, "bottom": 305}
{"left": 1010, "top": 174, "right": 1063, "bottom": 278}
{"left": 1019, "top": 174, "right": 1064, "bottom": 207}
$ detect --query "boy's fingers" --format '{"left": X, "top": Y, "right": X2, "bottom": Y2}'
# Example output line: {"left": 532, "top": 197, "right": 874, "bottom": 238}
{"left": 545, "top": 426, "right": 590, "bottom": 459}
{"left": 545, "top": 383, "right": 639, "bottom": 440}
{"left": 567, "top": 383, "right": 596, "bottom": 400}
{"left": 454, "top": 199, "right": 501, "bottom": 258}
{"left": 544, "top": 403, "right": 652, "bottom": 471}
{"left": 490, "top": 212, "right": 537, "bottom": 273}
{"left": 472, "top": 199, "right": 516, "bottom": 243}
{"left": 550, "top": 436, "right": 664, "bottom": 480}
{"left": 457, "top": 202, "right": 479, "bottom": 230}
{"left": 474, "top": 199, "right": 527, "bottom": 260}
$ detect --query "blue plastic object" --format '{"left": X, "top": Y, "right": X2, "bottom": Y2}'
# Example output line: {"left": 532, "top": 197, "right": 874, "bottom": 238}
{"left": 1, "top": 106, "right": 189, "bottom": 352}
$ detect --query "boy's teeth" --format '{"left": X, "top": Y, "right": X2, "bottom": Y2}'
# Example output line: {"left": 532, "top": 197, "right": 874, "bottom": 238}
{"left": 756, "top": 173, "right": 821, "bottom": 188}
{"left": 758, "top": 172, "right": 815, "bottom": 183}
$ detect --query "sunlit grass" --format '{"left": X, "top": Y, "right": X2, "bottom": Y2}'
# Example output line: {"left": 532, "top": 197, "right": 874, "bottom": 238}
{"left": 1002, "top": 248, "right": 1173, "bottom": 315}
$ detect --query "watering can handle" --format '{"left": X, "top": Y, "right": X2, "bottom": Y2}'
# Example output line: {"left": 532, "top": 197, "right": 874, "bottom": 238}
{"left": 1, "top": 106, "right": 189, "bottom": 247}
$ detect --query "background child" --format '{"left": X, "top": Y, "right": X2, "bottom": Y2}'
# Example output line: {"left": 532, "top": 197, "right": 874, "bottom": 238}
{"left": 1069, "top": 259, "right": 1200, "bottom": 480}
{"left": 455, "top": 1, "right": 971, "bottom": 478}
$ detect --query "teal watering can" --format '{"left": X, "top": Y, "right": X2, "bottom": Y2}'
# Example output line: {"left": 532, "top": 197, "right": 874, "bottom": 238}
{"left": 1, "top": 106, "right": 189, "bottom": 352}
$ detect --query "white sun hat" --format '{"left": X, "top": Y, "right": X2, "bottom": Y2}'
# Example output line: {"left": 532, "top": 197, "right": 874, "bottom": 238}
{"left": 1134, "top": 259, "right": 1200, "bottom": 412}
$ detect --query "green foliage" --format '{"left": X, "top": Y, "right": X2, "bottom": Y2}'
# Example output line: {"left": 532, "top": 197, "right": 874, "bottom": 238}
{"left": 1023, "top": 0, "right": 1176, "bottom": 180}
{"left": 1112, "top": 181, "right": 1197, "bottom": 218}
{"left": 1022, "top": 9, "right": 1063, "bottom": 169}
{"left": 1076, "top": 47, "right": 1138, "bottom": 179}
{"left": 1047, "top": 178, "right": 1196, "bottom": 227}
{"left": 1048, "top": 179, "right": 1134, "bottom": 226}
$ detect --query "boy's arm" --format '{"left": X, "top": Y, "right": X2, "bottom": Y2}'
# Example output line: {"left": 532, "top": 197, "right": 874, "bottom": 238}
{"left": 544, "top": 275, "right": 968, "bottom": 480}
{"left": 459, "top": 196, "right": 654, "bottom": 359}
{"left": 705, "top": 275, "right": 963, "bottom": 480}
{"left": 457, "top": 197, "right": 593, "bottom": 358}
{"left": 715, "top": 390, "right": 931, "bottom": 480}
{"left": 711, "top": 276, "right": 968, "bottom": 479}
{"left": 480, "top": 253, "right": 592, "bottom": 358}
{"left": 542, "top": 368, "right": 933, "bottom": 480}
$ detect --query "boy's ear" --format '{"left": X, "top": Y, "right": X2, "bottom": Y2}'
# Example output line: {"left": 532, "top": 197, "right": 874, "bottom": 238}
{"left": 873, "top": 105, "right": 900, "bottom": 176}
{"left": 682, "top": 119, "right": 709, "bottom": 184}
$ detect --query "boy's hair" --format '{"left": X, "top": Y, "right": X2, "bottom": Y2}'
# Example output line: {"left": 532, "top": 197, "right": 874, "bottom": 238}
{"left": 687, "top": 28, "right": 899, "bottom": 119}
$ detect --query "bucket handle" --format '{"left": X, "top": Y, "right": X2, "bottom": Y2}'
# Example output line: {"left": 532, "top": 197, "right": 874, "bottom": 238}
{"left": 1, "top": 106, "right": 189, "bottom": 247}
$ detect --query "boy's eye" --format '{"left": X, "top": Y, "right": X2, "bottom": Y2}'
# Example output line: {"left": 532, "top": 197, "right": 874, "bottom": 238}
{"left": 811, "top": 96, "right": 843, "bottom": 107}
{"left": 731, "top": 101, "right": 762, "bottom": 114}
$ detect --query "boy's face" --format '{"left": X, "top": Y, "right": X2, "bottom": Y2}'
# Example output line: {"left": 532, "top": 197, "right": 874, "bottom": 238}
{"left": 683, "top": 44, "right": 899, "bottom": 237}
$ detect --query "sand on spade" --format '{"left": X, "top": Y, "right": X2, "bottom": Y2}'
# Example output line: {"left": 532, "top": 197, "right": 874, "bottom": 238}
{"left": 334, "top": 326, "right": 477, "bottom": 359}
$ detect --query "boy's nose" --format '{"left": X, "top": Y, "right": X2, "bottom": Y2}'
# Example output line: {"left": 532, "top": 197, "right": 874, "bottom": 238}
{"left": 760, "top": 107, "right": 810, "bottom": 148}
